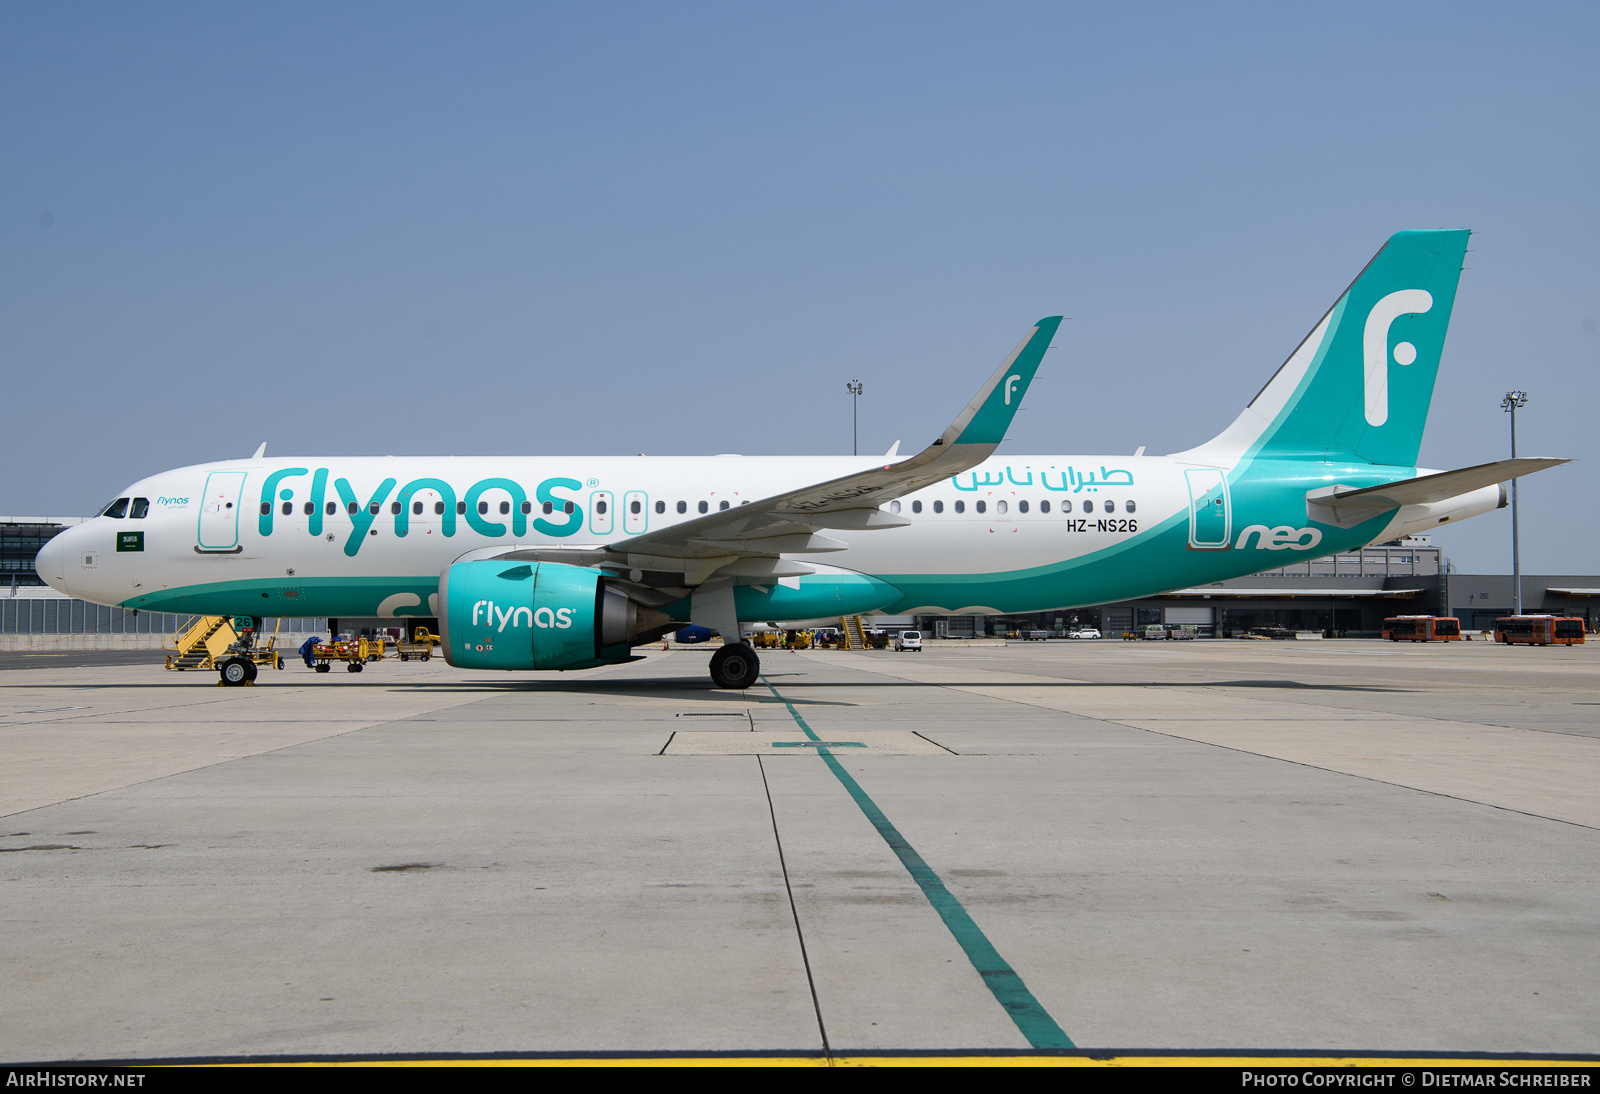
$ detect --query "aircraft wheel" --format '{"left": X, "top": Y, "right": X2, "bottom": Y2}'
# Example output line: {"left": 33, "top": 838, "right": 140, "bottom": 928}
{"left": 219, "top": 658, "right": 250, "bottom": 686}
{"left": 315, "top": 663, "right": 331, "bottom": 673}
{"left": 709, "top": 643, "right": 760, "bottom": 690}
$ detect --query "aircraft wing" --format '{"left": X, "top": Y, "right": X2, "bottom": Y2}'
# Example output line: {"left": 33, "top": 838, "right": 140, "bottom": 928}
{"left": 605, "top": 316, "right": 1062, "bottom": 584}
{"left": 1305, "top": 457, "right": 1569, "bottom": 526}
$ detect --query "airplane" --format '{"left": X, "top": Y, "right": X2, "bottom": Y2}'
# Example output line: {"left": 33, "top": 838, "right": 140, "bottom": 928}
{"left": 37, "top": 229, "right": 1568, "bottom": 689}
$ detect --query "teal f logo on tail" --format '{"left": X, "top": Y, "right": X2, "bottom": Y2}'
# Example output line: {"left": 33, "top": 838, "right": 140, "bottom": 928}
{"left": 1205, "top": 229, "right": 1470, "bottom": 467}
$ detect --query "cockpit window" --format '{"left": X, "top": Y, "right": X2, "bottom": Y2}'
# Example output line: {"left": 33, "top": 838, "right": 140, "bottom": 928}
{"left": 129, "top": 498, "right": 150, "bottom": 518}
{"left": 102, "top": 498, "right": 129, "bottom": 519}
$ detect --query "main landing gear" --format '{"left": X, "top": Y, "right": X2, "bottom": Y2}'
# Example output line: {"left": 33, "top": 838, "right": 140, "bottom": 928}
{"left": 709, "top": 643, "right": 760, "bottom": 690}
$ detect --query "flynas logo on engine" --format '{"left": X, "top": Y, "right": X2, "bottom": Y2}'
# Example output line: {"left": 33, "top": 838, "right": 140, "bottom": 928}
{"left": 474, "top": 601, "right": 573, "bottom": 632}
{"left": 254, "top": 469, "right": 586, "bottom": 556}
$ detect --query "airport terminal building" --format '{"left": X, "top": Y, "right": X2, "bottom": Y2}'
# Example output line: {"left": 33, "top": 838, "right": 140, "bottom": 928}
{"left": 4, "top": 516, "right": 1594, "bottom": 646}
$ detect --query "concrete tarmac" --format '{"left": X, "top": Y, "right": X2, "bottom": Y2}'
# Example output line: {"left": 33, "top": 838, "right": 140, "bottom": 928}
{"left": 1, "top": 639, "right": 1597, "bottom": 1061}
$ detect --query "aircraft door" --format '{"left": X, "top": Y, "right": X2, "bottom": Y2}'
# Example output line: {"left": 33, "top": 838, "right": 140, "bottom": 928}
{"left": 623, "top": 491, "right": 648, "bottom": 534}
{"left": 1184, "top": 468, "right": 1231, "bottom": 549}
{"left": 198, "top": 471, "right": 247, "bottom": 550}
{"left": 589, "top": 491, "right": 615, "bottom": 536}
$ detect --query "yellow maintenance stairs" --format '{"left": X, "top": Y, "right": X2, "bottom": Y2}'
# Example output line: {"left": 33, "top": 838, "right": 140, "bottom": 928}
{"left": 165, "top": 616, "right": 283, "bottom": 684}
{"left": 840, "top": 615, "right": 867, "bottom": 650}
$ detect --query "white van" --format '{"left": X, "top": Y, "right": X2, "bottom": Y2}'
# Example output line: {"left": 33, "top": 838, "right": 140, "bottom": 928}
{"left": 895, "top": 630, "right": 922, "bottom": 652}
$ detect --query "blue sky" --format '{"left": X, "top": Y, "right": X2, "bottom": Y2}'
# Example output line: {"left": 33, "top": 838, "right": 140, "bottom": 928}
{"left": 3, "top": 2, "right": 1596, "bottom": 572}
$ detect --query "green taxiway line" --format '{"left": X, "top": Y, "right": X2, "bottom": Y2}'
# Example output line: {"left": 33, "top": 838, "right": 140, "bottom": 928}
{"left": 760, "top": 675, "right": 1075, "bottom": 1051}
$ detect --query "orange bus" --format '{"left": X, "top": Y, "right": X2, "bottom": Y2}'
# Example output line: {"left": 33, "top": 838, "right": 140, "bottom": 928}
{"left": 1493, "top": 616, "right": 1586, "bottom": 646}
{"left": 1382, "top": 616, "right": 1462, "bottom": 642}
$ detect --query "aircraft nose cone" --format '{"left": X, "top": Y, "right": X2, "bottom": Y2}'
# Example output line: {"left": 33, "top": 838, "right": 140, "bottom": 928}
{"left": 35, "top": 526, "right": 71, "bottom": 594}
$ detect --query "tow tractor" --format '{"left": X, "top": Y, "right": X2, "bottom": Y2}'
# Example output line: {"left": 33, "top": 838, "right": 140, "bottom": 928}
{"left": 396, "top": 627, "right": 439, "bottom": 661}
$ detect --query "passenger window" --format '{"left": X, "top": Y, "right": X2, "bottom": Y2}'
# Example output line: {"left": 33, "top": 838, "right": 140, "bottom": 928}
{"left": 522, "top": 501, "right": 532, "bottom": 514}
{"left": 283, "top": 502, "right": 294, "bottom": 516}
{"left": 719, "top": 500, "right": 730, "bottom": 511}
{"left": 259, "top": 502, "right": 271, "bottom": 516}
{"left": 996, "top": 500, "right": 1007, "bottom": 514}
{"left": 933, "top": 500, "right": 943, "bottom": 513}
{"left": 456, "top": 502, "right": 466, "bottom": 515}
{"left": 542, "top": 501, "right": 553, "bottom": 515}
{"left": 889, "top": 500, "right": 901, "bottom": 514}
{"left": 631, "top": 500, "right": 641, "bottom": 515}
{"left": 413, "top": 501, "right": 423, "bottom": 515}
{"left": 911, "top": 500, "right": 922, "bottom": 514}
{"left": 369, "top": 502, "right": 381, "bottom": 515}
{"left": 597, "top": 500, "right": 608, "bottom": 515}
{"left": 479, "top": 501, "right": 490, "bottom": 515}
{"left": 954, "top": 500, "right": 965, "bottom": 514}
{"left": 1040, "top": 500, "right": 1050, "bottom": 513}
{"left": 1062, "top": 500, "right": 1072, "bottom": 513}
{"left": 654, "top": 500, "right": 664, "bottom": 514}
{"left": 434, "top": 502, "right": 445, "bottom": 515}
{"left": 391, "top": 502, "right": 402, "bottom": 515}
{"left": 102, "top": 498, "right": 130, "bottom": 519}
{"left": 698, "top": 501, "right": 708, "bottom": 514}
{"left": 305, "top": 502, "right": 315, "bottom": 516}
{"left": 130, "top": 498, "right": 149, "bottom": 518}
{"left": 499, "top": 501, "right": 510, "bottom": 515}
{"left": 677, "top": 501, "right": 687, "bottom": 514}
{"left": 349, "top": 502, "right": 360, "bottom": 515}
{"left": 327, "top": 502, "right": 337, "bottom": 516}
{"left": 1126, "top": 500, "right": 1136, "bottom": 513}
{"left": 1018, "top": 500, "right": 1028, "bottom": 514}
{"left": 564, "top": 501, "right": 575, "bottom": 514}
{"left": 976, "top": 500, "right": 987, "bottom": 514}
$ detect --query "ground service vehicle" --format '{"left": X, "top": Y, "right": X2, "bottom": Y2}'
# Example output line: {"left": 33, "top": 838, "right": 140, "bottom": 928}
{"left": 895, "top": 629, "right": 922, "bottom": 652}
{"left": 1383, "top": 615, "right": 1461, "bottom": 641}
{"left": 1493, "top": 616, "right": 1586, "bottom": 646}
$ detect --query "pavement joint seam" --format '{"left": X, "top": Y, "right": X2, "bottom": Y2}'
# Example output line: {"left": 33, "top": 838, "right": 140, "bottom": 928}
{"left": 755, "top": 753, "right": 830, "bottom": 1058}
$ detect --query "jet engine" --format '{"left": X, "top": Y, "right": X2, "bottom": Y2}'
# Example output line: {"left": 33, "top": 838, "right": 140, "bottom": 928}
{"left": 437, "top": 559, "right": 670, "bottom": 671}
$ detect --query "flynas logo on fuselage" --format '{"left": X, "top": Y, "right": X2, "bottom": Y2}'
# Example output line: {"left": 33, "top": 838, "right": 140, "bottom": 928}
{"left": 255, "top": 470, "right": 587, "bottom": 556}
{"left": 1363, "top": 290, "right": 1433, "bottom": 427}
{"left": 156, "top": 496, "right": 190, "bottom": 508}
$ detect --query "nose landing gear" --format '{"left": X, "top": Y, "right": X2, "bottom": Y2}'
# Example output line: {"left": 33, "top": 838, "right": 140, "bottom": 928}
{"left": 218, "top": 657, "right": 257, "bottom": 686}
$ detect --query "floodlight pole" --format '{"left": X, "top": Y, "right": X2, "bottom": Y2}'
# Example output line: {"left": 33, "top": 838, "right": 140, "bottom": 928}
{"left": 1502, "top": 391, "right": 1528, "bottom": 615}
{"left": 847, "top": 380, "right": 863, "bottom": 455}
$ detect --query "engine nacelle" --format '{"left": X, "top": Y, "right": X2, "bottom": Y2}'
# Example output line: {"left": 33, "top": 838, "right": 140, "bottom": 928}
{"left": 437, "top": 560, "right": 660, "bottom": 670}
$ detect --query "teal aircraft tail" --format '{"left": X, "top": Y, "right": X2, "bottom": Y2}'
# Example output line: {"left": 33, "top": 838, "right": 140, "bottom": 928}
{"left": 1190, "top": 229, "right": 1470, "bottom": 467}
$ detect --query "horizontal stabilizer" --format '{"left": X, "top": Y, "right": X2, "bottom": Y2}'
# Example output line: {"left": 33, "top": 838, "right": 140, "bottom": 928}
{"left": 1306, "top": 457, "right": 1569, "bottom": 527}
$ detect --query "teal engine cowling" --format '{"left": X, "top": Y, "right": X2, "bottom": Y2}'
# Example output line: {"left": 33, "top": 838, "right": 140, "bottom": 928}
{"left": 438, "top": 560, "right": 667, "bottom": 670}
